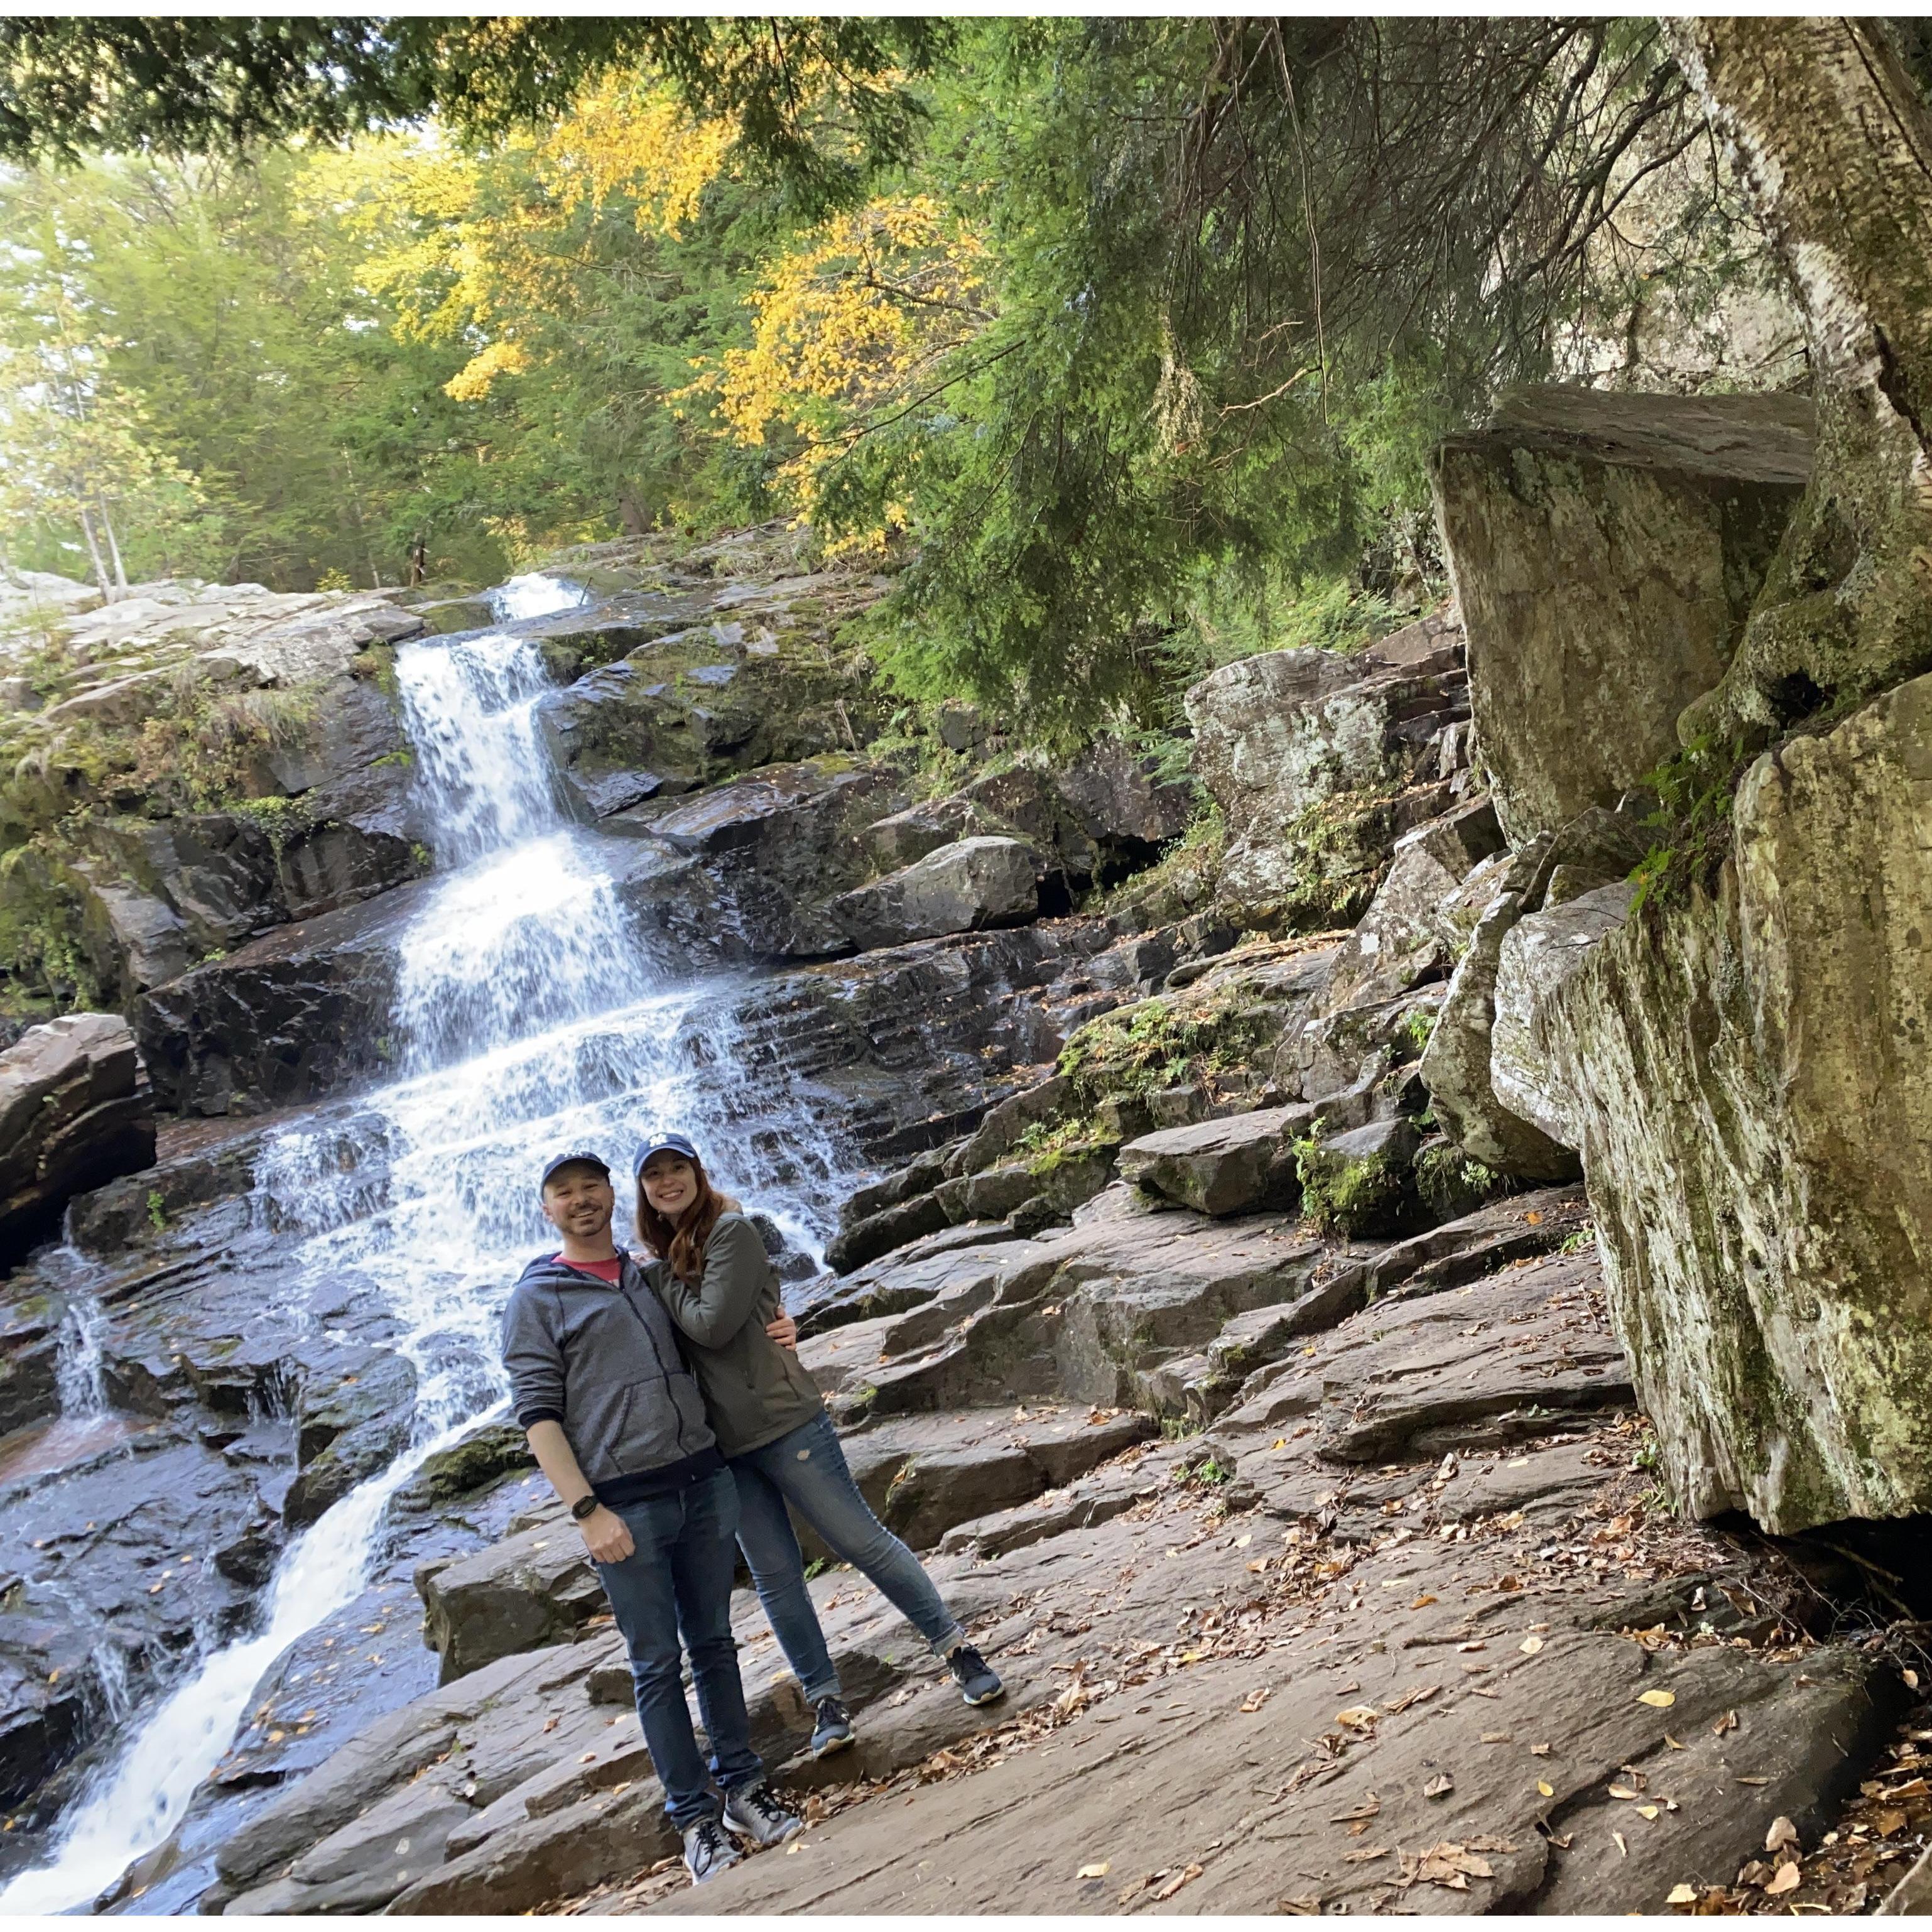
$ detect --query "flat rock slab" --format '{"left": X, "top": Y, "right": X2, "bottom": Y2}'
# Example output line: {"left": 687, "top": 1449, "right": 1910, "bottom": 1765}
{"left": 1211, "top": 1250, "right": 1632, "bottom": 1481}
{"left": 1117, "top": 1104, "right": 1311, "bottom": 1216}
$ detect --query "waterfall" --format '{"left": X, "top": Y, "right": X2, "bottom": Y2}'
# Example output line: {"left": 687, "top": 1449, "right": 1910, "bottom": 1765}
{"left": 53, "top": 1283, "right": 107, "bottom": 1418}
{"left": 1, "top": 574, "right": 848, "bottom": 1913}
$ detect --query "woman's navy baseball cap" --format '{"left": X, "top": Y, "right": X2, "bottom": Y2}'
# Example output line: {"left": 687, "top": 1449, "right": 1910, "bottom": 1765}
{"left": 634, "top": 1132, "right": 700, "bottom": 1180}
{"left": 538, "top": 1150, "right": 610, "bottom": 1192}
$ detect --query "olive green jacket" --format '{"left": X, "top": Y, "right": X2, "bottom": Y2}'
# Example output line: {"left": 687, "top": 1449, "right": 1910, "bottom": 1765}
{"left": 642, "top": 1213, "right": 823, "bottom": 1458}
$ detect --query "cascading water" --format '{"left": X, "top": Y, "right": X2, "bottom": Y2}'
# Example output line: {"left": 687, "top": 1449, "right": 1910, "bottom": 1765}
{"left": 1, "top": 575, "right": 849, "bottom": 1913}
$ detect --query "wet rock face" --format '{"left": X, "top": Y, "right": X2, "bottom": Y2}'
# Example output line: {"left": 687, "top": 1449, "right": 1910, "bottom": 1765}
{"left": 1184, "top": 612, "right": 1472, "bottom": 928}
{"left": 0, "top": 1014, "right": 155, "bottom": 1263}
{"left": 1522, "top": 673, "right": 1932, "bottom": 1533}
{"left": 1432, "top": 385, "right": 1814, "bottom": 843}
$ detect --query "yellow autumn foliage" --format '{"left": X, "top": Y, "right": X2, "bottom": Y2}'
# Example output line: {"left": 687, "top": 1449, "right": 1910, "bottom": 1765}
{"left": 304, "top": 78, "right": 739, "bottom": 402}
{"left": 697, "top": 195, "right": 990, "bottom": 523}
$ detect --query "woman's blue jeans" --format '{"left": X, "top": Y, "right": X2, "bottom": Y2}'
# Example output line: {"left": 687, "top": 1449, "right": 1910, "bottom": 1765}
{"left": 730, "top": 1409, "right": 966, "bottom": 1704}
{"left": 592, "top": 1469, "right": 765, "bottom": 1830}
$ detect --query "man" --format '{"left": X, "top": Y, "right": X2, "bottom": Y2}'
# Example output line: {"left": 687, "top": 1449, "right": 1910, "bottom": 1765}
{"left": 501, "top": 1150, "right": 803, "bottom": 1884}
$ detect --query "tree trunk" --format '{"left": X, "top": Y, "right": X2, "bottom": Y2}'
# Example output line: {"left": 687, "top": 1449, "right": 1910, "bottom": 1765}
{"left": 1670, "top": 18, "right": 1932, "bottom": 744}
{"left": 96, "top": 496, "right": 129, "bottom": 594}
{"left": 75, "top": 503, "right": 112, "bottom": 600}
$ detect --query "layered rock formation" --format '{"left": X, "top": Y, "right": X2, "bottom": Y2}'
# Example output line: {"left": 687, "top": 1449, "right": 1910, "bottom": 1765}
{"left": 0, "top": 1014, "right": 154, "bottom": 1261}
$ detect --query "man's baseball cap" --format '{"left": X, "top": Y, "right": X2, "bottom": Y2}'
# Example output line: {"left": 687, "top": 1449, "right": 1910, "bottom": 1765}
{"left": 634, "top": 1132, "right": 700, "bottom": 1180}
{"left": 538, "top": 1150, "right": 611, "bottom": 1193}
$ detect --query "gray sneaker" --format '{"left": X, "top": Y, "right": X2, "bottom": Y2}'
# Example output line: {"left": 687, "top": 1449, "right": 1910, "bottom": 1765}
{"left": 811, "top": 1695, "right": 857, "bottom": 1757}
{"left": 723, "top": 1779, "right": 805, "bottom": 1848}
{"left": 947, "top": 1642, "right": 1005, "bottom": 1707}
{"left": 682, "top": 1815, "right": 743, "bottom": 1884}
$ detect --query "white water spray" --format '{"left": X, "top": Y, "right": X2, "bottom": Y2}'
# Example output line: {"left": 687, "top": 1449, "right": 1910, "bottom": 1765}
{"left": 2, "top": 583, "right": 848, "bottom": 1913}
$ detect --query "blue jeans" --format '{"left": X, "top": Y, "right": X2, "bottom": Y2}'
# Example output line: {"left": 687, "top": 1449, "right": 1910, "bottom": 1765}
{"left": 731, "top": 1410, "right": 966, "bottom": 1703}
{"left": 593, "top": 1470, "right": 764, "bottom": 1830}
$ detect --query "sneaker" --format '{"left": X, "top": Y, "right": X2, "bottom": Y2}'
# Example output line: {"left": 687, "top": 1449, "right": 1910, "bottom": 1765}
{"left": 946, "top": 1641, "right": 1005, "bottom": 1707}
{"left": 682, "top": 1815, "right": 742, "bottom": 1884}
{"left": 723, "top": 1779, "right": 806, "bottom": 1848}
{"left": 810, "top": 1695, "right": 856, "bottom": 1758}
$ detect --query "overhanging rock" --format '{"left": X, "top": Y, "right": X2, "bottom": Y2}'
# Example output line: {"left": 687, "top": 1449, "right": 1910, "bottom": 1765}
{"left": 1432, "top": 385, "right": 1813, "bottom": 843}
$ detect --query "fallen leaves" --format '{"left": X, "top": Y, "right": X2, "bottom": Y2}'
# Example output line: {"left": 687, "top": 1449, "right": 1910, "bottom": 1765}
{"left": 1519, "top": 1634, "right": 1544, "bottom": 1655}
{"left": 1638, "top": 1688, "right": 1677, "bottom": 1708}
{"left": 1666, "top": 1882, "right": 1698, "bottom": 1905}
{"left": 1239, "top": 1687, "right": 1273, "bottom": 1713}
{"left": 1764, "top": 1816, "right": 1799, "bottom": 1855}
{"left": 1763, "top": 1864, "right": 1801, "bottom": 1897}
{"left": 1424, "top": 1772, "right": 1455, "bottom": 1799}
{"left": 1076, "top": 1862, "right": 1110, "bottom": 1879}
{"left": 1335, "top": 1705, "right": 1379, "bottom": 1730}
{"left": 1409, "top": 1841, "right": 1494, "bottom": 1891}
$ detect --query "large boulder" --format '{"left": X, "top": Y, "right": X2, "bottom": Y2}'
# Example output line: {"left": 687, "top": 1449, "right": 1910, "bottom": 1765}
{"left": 1117, "top": 1105, "right": 1311, "bottom": 1217}
{"left": 1418, "top": 838, "right": 1581, "bottom": 1183}
{"left": 1522, "top": 672, "right": 1932, "bottom": 1532}
{"left": 1489, "top": 878, "right": 1638, "bottom": 1153}
{"left": 829, "top": 837, "right": 1039, "bottom": 952}
{"left": 1432, "top": 385, "right": 1814, "bottom": 842}
{"left": 1184, "top": 612, "right": 1470, "bottom": 928}
{"left": 0, "top": 1013, "right": 155, "bottom": 1261}
{"left": 1318, "top": 795, "right": 1504, "bottom": 1012}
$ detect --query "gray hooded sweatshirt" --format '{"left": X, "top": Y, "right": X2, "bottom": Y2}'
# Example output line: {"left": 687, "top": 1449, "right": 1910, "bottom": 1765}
{"left": 501, "top": 1250, "right": 720, "bottom": 1505}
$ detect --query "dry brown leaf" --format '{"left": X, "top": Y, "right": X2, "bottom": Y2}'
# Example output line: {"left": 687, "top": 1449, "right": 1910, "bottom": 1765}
{"left": 1529, "top": 1742, "right": 1551, "bottom": 1757}
{"left": 1764, "top": 1864, "right": 1802, "bottom": 1897}
{"left": 1613, "top": 1831, "right": 1628, "bottom": 1857}
{"left": 1637, "top": 1804, "right": 1661, "bottom": 1820}
{"left": 1637, "top": 1689, "right": 1676, "bottom": 1708}
{"left": 1336, "top": 1705, "right": 1379, "bottom": 1728}
{"left": 1424, "top": 1772, "right": 1455, "bottom": 1799}
{"left": 1875, "top": 1807, "right": 1909, "bottom": 1835}
{"left": 1077, "top": 1863, "right": 1110, "bottom": 1879}
{"left": 1519, "top": 1634, "right": 1544, "bottom": 1656}
{"left": 1277, "top": 1893, "right": 1322, "bottom": 1914}
{"left": 1713, "top": 1709, "right": 1739, "bottom": 1736}
{"left": 1766, "top": 1816, "right": 1800, "bottom": 1854}
{"left": 1343, "top": 1847, "right": 1391, "bottom": 1864}
{"left": 1609, "top": 1785, "right": 1640, "bottom": 1800}
{"left": 1330, "top": 1796, "right": 1381, "bottom": 1823}
{"left": 1154, "top": 1862, "right": 1204, "bottom": 1901}
{"left": 1666, "top": 1882, "right": 1698, "bottom": 1905}
{"left": 1735, "top": 1776, "right": 1769, "bottom": 1787}
{"left": 1411, "top": 1594, "right": 1438, "bottom": 1610}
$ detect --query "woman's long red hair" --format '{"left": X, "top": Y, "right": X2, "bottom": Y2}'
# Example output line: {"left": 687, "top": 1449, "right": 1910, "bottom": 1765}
{"left": 636, "top": 1151, "right": 725, "bottom": 1284}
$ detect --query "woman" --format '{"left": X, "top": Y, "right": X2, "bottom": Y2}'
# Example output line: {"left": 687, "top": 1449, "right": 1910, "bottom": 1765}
{"left": 632, "top": 1131, "right": 1005, "bottom": 1759}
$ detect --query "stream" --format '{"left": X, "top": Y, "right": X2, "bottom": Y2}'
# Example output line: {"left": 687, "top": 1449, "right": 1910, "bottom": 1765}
{"left": 0, "top": 573, "right": 852, "bottom": 1913}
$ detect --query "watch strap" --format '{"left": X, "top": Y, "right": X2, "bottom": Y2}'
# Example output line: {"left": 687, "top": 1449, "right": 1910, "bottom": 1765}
{"left": 570, "top": 1494, "right": 600, "bottom": 1521}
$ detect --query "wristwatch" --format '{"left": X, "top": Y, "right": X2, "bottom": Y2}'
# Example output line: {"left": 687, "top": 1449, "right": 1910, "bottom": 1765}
{"left": 570, "top": 1494, "right": 600, "bottom": 1521}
